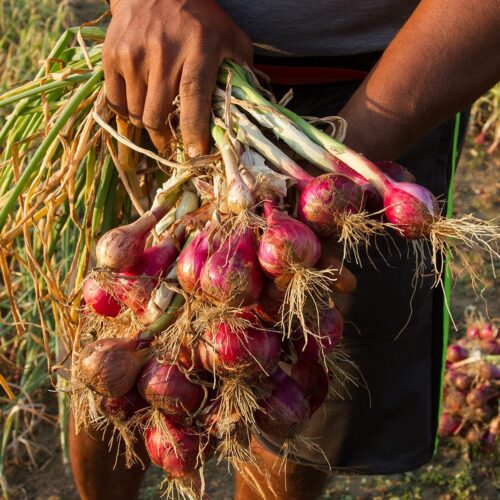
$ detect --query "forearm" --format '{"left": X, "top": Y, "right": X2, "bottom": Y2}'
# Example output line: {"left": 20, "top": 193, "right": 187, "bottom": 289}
{"left": 340, "top": 0, "right": 500, "bottom": 161}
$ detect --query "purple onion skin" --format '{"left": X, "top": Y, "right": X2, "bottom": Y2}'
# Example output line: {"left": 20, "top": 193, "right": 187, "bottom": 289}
{"left": 98, "top": 387, "right": 148, "bottom": 422}
{"left": 137, "top": 358, "right": 205, "bottom": 418}
{"left": 177, "top": 230, "right": 211, "bottom": 294}
{"left": 258, "top": 205, "right": 321, "bottom": 277}
{"left": 83, "top": 278, "right": 121, "bottom": 318}
{"left": 479, "top": 323, "right": 497, "bottom": 340}
{"left": 126, "top": 236, "right": 179, "bottom": 277}
{"left": 446, "top": 344, "right": 468, "bottom": 363}
{"left": 479, "top": 363, "right": 500, "bottom": 381}
{"left": 375, "top": 161, "right": 416, "bottom": 184}
{"left": 298, "top": 174, "right": 364, "bottom": 237}
{"left": 200, "top": 311, "right": 281, "bottom": 378}
{"left": 466, "top": 384, "right": 497, "bottom": 408}
{"left": 200, "top": 229, "right": 263, "bottom": 307}
{"left": 256, "top": 367, "right": 311, "bottom": 438}
{"left": 292, "top": 306, "right": 343, "bottom": 361}
{"left": 466, "top": 325, "right": 480, "bottom": 339}
{"left": 290, "top": 359, "right": 329, "bottom": 416}
{"left": 145, "top": 414, "right": 202, "bottom": 477}
{"left": 444, "top": 390, "right": 466, "bottom": 413}
{"left": 438, "top": 412, "right": 461, "bottom": 437}
{"left": 480, "top": 339, "right": 500, "bottom": 355}
{"left": 253, "top": 279, "right": 285, "bottom": 324}
{"left": 383, "top": 182, "right": 439, "bottom": 239}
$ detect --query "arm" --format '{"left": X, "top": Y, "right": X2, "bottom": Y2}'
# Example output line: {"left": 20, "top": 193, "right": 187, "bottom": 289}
{"left": 340, "top": 0, "right": 500, "bottom": 160}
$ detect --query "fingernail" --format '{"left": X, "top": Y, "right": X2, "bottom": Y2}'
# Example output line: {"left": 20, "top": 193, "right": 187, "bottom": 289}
{"left": 187, "top": 145, "right": 200, "bottom": 159}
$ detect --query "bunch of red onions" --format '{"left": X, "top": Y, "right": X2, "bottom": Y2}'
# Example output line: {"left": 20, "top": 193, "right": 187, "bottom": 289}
{"left": 438, "top": 318, "right": 499, "bottom": 452}
{"left": 71, "top": 61, "right": 499, "bottom": 498}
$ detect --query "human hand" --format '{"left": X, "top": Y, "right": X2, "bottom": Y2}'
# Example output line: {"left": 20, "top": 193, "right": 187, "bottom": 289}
{"left": 103, "top": 0, "right": 253, "bottom": 155}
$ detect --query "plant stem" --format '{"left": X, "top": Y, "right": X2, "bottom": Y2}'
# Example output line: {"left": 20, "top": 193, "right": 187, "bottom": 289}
{"left": 0, "top": 69, "right": 104, "bottom": 230}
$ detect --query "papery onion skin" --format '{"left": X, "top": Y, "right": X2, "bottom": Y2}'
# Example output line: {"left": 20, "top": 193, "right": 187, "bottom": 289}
{"left": 256, "top": 367, "right": 311, "bottom": 438}
{"left": 145, "top": 413, "right": 202, "bottom": 477}
{"left": 98, "top": 387, "right": 148, "bottom": 422}
{"left": 137, "top": 358, "right": 205, "bottom": 418}
{"left": 292, "top": 306, "right": 343, "bottom": 361}
{"left": 83, "top": 277, "right": 121, "bottom": 318}
{"left": 258, "top": 203, "right": 321, "bottom": 277}
{"left": 375, "top": 161, "right": 416, "bottom": 184}
{"left": 96, "top": 212, "right": 158, "bottom": 270}
{"left": 116, "top": 236, "right": 179, "bottom": 318}
{"left": 253, "top": 279, "right": 285, "bottom": 324}
{"left": 290, "top": 359, "right": 329, "bottom": 416}
{"left": 438, "top": 412, "right": 461, "bottom": 437}
{"left": 177, "top": 230, "right": 212, "bottom": 294}
{"left": 383, "top": 182, "right": 439, "bottom": 239}
{"left": 446, "top": 344, "right": 468, "bottom": 363}
{"left": 79, "top": 338, "right": 151, "bottom": 397}
{"left": 198, "top": 310, "right": 281, "bottom": 378}
{"left": 298, "top": 174, "right": 364, "bottom": 237}
{"left": 200, "top": 229, "right": 263, "bottom": 307}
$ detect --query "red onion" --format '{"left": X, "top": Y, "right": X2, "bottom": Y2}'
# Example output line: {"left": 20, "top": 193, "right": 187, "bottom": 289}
{"left": 479, "top": 362, "right": 500, "bottom": 381}
{"left": 96, "top": 211, "right": 160, "bottom": 271}
{"left": 466, "top": 384, "right": 497, "bottom": 407}
{"left": 446, "top": 344, "right": 468, "bottom": 363}
{"left": 98, "top": 387, "right": 148, "bottom": 422}
{"left": 454, "top": 373, "right": 473, "bottom": 392}
{"left": 383, "top": 182, "right": 439, "bottom": 239}
{"left": 78, "top": 338, "right": 151, "bottom": 397}
{"left": 375, "top": 161, "right": 416, "bottom": 184}
{"left": 479, "top": 339, "right": 500, "bottom": 355}
{"left": 479, "top": 323, "right": 497, "bottom": 340}
{"left": 116, "top": 235, "right": 179, "bottom": 320}
{"left": 200, "top": 229, "right": 263, "bottom": 307}
{"left": 145, "top": 413, "right": 202, "bottom": 477}
{"left": 444, "top": 390, "right": 466, "bottom": 413}
{"left": 198, "top": 310, "right": 280, "bottom": 378}
{"left": 177, "top": 230, "right": 212, "bottom": 294}
{"left": 292, "top": 306, "right": 343, "bottom": 361}
{"left": 258, "top": 202, "right": 321, "bottom": 278}
{"left": 82, "top": 277, "right": 121, "bottom": 317}
{"left": 438, "top": 412, "right": 461, "bottom": 437}
{"left": 298, "top": 174, "right": 365, "bottom": 237}
{"left": 137, "top": 358, "right": 205, "bottom": 418}
{"left": 256, "top": 367, "right": 311, "bottom": 438}
{"left": 466, "top": 325, "right": 480, "bottom": 339}
{"left": 472, "top": 405, "right": 495, "bottom": 422}
{"left": 290, "top": 359, "right": 329, "bottom": 416}
{"left": 252, "top": 279, "right": 285, "bottom": 324}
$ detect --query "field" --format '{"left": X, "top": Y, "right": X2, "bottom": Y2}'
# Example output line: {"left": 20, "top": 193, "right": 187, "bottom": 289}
{"left": 0, "top": 1, "right": 498, "bottom": 499}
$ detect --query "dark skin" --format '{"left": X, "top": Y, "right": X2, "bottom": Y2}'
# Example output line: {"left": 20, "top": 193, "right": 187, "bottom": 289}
{"left": 70, "top": 0, "right": 500, "bottom": 498}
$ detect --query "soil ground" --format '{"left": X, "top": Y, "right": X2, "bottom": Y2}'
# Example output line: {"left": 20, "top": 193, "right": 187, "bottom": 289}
{"left": 3, "top": 131, "right": 498, "bottom": 499}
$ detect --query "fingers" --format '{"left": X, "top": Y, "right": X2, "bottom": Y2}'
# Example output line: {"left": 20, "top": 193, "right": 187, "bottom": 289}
{"left": 103, "top": 68, "right": 128, "bottom": 117}
{"left": 179, "top": 53, "right": 220, "bottom": 158}
{"left": 142, "top": 58, "right": 178, "bottom": 153}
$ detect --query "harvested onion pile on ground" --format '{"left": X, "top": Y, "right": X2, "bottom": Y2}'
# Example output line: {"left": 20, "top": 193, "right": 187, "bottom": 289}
{"left": 439, "top": 310, "right": 499, "bottom": 452}
{"left": 0, "top": 26, "right": 499, "bottom": 499}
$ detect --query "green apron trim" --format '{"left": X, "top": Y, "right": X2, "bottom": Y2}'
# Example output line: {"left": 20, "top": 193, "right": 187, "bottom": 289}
{"left": 434, "top": 112, "right": 461, "bottom": 454}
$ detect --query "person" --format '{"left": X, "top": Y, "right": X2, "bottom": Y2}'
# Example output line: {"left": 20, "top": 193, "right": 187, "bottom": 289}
{"left": 69, "top": 1, "right": 500, "bottom": 499}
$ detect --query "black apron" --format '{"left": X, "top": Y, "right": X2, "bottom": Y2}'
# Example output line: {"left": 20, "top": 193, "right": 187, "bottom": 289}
{"left": 254, "top": 54, "right": 468, "bottom": 474}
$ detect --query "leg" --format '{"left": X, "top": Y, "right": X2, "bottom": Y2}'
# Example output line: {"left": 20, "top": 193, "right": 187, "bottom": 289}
{"left": 234, "top": 438, "right": 330, "bottom": 500}
{"left": 69, "top": 413, "right": 150, "bottom": 500}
